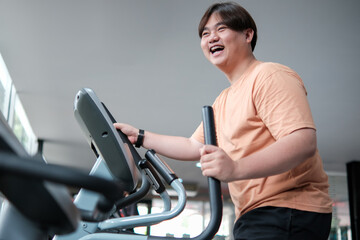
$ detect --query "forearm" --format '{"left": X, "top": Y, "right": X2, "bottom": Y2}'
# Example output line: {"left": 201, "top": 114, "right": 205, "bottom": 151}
{"left": 113, "top": 123, "right": 203, "bottom": 161}
{"left": 142, "top": 131, "right": 203, "bottom": 161}
{"left": 233, "top": 128, "right": 317, "bottom": 180}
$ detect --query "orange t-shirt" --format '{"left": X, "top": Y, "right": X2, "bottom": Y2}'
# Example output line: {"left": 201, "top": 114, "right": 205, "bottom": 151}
{"left": 192, "top": 62, "right": 332, "bottom": 219}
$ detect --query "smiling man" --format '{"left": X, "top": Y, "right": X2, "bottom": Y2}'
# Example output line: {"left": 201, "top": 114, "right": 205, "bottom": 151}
{"left": 115, "top": 2, "right": 333, "bottom": 239}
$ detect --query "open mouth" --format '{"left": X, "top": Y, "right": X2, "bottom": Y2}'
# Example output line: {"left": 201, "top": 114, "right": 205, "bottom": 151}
{"left": 210, "top": 45, "right": 225, "bottom": 54}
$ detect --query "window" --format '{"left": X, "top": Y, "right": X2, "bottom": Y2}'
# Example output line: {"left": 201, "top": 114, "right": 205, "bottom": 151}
{"left": 0, "top": 53, "right": 37, "bottom": 155}
{"left": 0, "top": 53, "right": 13, "bottom": 120}
{"left": 9, "top": 93, "right": 37, "bottom": 154}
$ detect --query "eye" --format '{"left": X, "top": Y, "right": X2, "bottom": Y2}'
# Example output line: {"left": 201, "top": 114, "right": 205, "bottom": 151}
{"left": 202, "top": 31, "right": 210, "bottom": 38}
{"left": 218, "top": 26, "right": 227, "bottom": 32}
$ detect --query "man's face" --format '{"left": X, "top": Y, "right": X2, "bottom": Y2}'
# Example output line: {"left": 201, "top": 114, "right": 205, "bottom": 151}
{"left": 200, "top": 14, "right": 250, "bottom": 70}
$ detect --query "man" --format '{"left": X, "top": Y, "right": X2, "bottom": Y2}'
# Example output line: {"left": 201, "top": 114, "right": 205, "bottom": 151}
{"left": 115, "top": 2, "right": 332, "bottom": 239}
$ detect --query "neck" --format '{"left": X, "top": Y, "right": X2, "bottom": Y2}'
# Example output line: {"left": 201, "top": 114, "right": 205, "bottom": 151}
{"left": 222, "top": 54, "right": 257, "bottom": 84}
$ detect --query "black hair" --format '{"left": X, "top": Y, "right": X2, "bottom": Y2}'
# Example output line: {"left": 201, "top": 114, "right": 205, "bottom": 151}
{"left": 198, "top": 2, "right": 258, "bottom": 51}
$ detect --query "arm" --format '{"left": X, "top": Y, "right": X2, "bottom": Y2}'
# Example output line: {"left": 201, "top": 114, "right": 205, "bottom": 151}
{"left": 199, "top": 128, "right": 317, "bottom": 182}
{"left": 113, "top": 123, "right": 203, "bottom": 161}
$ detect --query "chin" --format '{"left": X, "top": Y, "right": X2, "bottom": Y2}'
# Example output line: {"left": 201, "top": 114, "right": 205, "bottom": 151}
{"left": 212, "top": 60, "right": 227, "bottom": 68}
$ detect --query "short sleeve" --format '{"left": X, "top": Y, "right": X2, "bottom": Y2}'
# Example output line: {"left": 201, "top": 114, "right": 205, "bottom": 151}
{"left": 191, "top": 122, "right": 204, "bottom": 144}
{"left": 190, "top": 92, "right": 224, "bottom": 144}
{"left": 253, "top": 69, "right": 315, "bottom": 140}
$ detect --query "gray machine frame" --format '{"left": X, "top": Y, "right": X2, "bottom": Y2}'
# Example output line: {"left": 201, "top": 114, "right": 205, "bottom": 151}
{"left": 0, "top": 88, "right": 222, "bottom": 240}
{"left": 55, "top": 88, "right": 187, "bottom": 240}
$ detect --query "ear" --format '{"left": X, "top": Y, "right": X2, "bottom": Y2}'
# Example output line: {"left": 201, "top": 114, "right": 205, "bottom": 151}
{"left": 243, "top": 28, "right": 254, "bottom": 43}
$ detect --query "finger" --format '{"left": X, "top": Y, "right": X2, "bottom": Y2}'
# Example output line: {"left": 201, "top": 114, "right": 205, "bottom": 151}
{"left": 113, "top": 123, "right": 130, "bottom": 131}
{"left": 113, "top": 123, "right": 138, "bottom": 143}
{"left": 114, "top": 123, "right": 136, "bottom": 135}
{"left": 200, "top": 152, "right": 217, "bottom": 167}
{"left": 200, "top": 161, "right": 210, "bottom": 176}
{"left": 199, "top": 144, "right": 218, "bottom": 156}
{"left": 128, "top": 136, "right": 137, "bottom": 144}
{"left": 113, "top": 122, "right": 123, "bottom": 129}
{"left": 201, "top": 165, "right": 217, "bottom": 178}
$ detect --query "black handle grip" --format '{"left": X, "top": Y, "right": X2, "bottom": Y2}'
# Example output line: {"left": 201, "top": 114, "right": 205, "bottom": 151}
{"left": 148, "top": 106, "right": 223, "bottom": 240}
{"left": 145, "top": 149, "right": 178, "bottom": 185}
{"left": 193, "top": 106, "right": 222, "bottom": 240}
{"left": 138, "top": 159, "right": 166, "bottom": 194}
{"left": 115, "top": 173, "right": 150, "bottom": 210}
{"left": 202, "top": 106, "right": 217, "bottom": 146}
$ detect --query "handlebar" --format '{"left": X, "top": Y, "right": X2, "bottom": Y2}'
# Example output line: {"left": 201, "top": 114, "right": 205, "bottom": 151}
{"left": 147, "top": 106, "right": 223, "bottom": 240}
{"left": 0, "top": 152, "right": 126, "bottom": 213}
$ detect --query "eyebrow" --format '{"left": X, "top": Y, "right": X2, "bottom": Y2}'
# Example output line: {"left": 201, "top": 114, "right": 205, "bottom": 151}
{"left": 203, "top": 21, "right": 227, "bottom": 32}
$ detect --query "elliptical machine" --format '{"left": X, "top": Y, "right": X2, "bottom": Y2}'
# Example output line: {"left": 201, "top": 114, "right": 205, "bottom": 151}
{"left": 0, "top": 88, "right": 223, "bottom": 240}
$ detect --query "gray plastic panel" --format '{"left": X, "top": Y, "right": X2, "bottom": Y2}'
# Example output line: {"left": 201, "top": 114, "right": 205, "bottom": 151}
{"left": 74, "top": 88, "right": 138, "bottom": 192}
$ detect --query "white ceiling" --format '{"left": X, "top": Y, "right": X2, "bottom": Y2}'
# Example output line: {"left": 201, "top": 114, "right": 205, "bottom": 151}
{"left": 0, "top": 0, "right": 359, "bottom": 199}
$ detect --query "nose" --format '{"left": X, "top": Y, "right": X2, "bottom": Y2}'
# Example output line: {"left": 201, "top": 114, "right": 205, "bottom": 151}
{"left": 209, "top": 31, "right": 219, "bottom": 43}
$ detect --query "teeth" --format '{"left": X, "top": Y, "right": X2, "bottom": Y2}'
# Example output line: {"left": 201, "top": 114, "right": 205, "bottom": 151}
{"left": 210, "top": 45, "right": 224, "bottom": 53}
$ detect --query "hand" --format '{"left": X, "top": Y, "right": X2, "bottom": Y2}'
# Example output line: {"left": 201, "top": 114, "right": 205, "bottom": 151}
{"left": 199, "top": 145, "right": 237, "bottom": 182}
{"left": 113, "top": 123, "right": 139, "bottom": 144}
